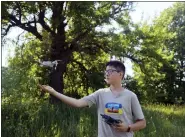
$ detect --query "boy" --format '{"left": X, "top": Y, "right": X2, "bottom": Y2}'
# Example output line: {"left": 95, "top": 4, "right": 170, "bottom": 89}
{"left": 39, "top": 60, "right": 146, "bottom": 137}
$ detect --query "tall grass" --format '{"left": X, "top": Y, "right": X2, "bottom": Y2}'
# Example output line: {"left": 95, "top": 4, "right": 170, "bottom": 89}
{"left": 2, "top": 102, "right": 185, "bottom": 137}
{"left": 135, "top": 104, "right": 185, "bottom": 137}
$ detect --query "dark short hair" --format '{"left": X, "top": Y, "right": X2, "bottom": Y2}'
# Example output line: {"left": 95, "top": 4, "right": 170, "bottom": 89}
{"left": 106, "top": 60, "right": 125, "bottom": 75}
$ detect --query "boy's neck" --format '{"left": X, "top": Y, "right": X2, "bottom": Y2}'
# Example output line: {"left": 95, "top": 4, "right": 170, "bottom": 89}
{"left": 110, "top": 83, "right": 123, "bottom": 92}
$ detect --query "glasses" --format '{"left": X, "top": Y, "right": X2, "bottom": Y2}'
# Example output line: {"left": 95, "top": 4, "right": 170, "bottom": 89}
{"left": 104, "top": 69, "right": 120, "bottom": 76}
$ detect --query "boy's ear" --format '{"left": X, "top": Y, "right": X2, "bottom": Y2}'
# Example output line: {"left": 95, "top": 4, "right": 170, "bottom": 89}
{"left": 120, "top": 72, "right": 124, "bottom": 79}
{"left": 120, "top": 72, "right": 123, "bottom": 77}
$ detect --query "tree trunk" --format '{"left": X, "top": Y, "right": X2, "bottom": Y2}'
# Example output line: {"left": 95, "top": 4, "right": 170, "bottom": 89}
{"left": 48, "top": 2, "right": 72, "bottom": 103}
{"left": 49, "top": 65, "right": 64, "bottom": 103}
{"left": 48, "top": 36, "right": 72, "bottom": 103}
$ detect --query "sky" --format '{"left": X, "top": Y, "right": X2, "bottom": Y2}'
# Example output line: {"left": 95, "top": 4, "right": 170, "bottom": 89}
{"left": 1, "top": 2, "right": 175, "bottom": 76}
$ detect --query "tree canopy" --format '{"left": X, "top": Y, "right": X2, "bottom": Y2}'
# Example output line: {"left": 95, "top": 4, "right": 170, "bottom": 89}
{"left": 2, "top": 2, "right": 184, "bottom": 104}
{"left": 2, "top": 1, "right": 134, "bottom": 101}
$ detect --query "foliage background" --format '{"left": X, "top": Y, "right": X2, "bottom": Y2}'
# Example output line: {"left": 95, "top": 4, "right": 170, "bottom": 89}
{"left": 1, "top": 2, "right": 185, "bottom": 137}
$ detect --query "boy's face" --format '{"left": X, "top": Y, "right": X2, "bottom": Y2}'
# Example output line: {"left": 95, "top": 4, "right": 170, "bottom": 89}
{"left": 104, "top": 66, "right": 123, "bottom": 84}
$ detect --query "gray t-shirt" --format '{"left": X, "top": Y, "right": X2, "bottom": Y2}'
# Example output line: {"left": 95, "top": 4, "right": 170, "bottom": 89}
{"left": 82, "top": 88, "right": 144, "bottom": 137}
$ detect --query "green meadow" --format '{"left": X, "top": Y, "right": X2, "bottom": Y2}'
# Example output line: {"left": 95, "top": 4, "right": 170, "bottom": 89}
{"left": 2, "top": 102, "right": 185, "bottom": 137}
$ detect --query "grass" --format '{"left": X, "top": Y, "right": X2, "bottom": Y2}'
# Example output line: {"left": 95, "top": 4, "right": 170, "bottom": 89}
{"left": 136, "top": 104, "right": 185, "bottom": 137}
{"left": 137, "top": 104, "right": 185, "bottom": 137}
{"left": 2, "top": 102, "right": 185, "bottom": 137}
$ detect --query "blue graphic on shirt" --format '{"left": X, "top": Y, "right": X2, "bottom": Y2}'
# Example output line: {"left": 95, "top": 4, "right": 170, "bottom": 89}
{"left": 104, "top": 102, "right": 123, "bottom": 114}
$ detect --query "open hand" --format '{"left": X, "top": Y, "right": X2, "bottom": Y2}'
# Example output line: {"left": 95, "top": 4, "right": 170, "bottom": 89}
{"left": 38, "top": 84, "right": 55, "bottom": 94}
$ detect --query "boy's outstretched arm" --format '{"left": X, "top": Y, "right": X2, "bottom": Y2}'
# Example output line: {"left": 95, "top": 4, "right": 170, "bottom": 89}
{"left": 38, "top": 84, "right": 88, "bottom": 108}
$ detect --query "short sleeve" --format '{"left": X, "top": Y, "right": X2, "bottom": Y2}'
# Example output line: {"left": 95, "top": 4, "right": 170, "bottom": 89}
{"left": 81, "top": 89, "right": 101, "bottom": 108}
{"left": 131, "top": 94, "right": 144, "bottom": 120}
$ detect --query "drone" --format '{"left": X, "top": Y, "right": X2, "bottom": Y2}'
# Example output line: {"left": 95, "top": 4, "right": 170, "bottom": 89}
{"left": 39, "top": 60, "right": 62, "bottom": 70}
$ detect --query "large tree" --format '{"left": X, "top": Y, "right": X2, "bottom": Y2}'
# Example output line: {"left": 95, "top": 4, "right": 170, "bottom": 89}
{"left": 161, "top": 2, "right": 185, "bottom": 103}
{"left": 2, "top": 1, "right": 133, "bottom": 102}
{"left": 130, "top": 2, "right": 185, "bottom": 104}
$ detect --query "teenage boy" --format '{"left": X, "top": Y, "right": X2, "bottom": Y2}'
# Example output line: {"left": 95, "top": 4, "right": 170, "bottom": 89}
{"left": 38, "top": 60, "right": 146, "bottom": 137}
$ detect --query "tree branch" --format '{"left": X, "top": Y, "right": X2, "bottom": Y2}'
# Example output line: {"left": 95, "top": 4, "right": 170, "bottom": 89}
{"left": 124, "top": 53, "right": 142, "bottom": 64}
{"left": 34, "top": 15, "right": 37, "bottom": 29}
{"left": 110, "top": 2, "right": 132, "bottom": 18}
{"left": 15, "top": 30, "right": 26, "bottom": 45}
{"left": 84, "top": 42, "right": 111, "bottom": 53}
{"left": 70, "top": 29, "right": 92, "bottom": 51}
{"left": 8, "top": 14, "right": 42, "bottom": 40}
{"left": 71, "top": 59, "right": 88, "bottom": 72}
{"left": 15, "top": 1, "right": 22, "bottom": 22}
{"left": 38, "top": 10, "right": 56, "bottom": 36}
{"left": 51, "top": 1, "right": 65, "bottom": 34}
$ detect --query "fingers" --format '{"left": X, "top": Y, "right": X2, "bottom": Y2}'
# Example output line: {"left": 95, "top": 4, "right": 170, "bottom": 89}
{"left": 38, "top": 84, "right": 47, "bottom": 92}
{"left": 118, "top": 123, "right": 123, "bottom": 127}
{"left": 38, "top": 84, "right": 45, "bottom": 89}
{"left": 38, "top": 84, "right": 43, "bottom": 89}
{"left": 112, "top": 126, "right": 121, "bottom": 132}
{"left": 115, "top": 126, "right": 124, "bottom": 132}
{"left": 114, "top": 123, "right": 122, "bottom": 127}
{"left": 112, "top": 123, "right": 125, "bottom": 132}
{"left": 38, "top": 84, "right": 55, "bottom": 94}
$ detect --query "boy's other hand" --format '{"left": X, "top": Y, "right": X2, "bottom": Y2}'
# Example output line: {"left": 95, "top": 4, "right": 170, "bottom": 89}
{"left": 112, "top": 122, "right": 128, "bottom": 132}
{"left": 38, "top": 84, "right": 55, "bottom": 94}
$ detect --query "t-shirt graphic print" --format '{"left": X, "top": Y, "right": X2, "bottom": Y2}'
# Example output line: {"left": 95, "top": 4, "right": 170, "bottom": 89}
{"left": 105, "top": 102, "right": 123, "bottom": 114}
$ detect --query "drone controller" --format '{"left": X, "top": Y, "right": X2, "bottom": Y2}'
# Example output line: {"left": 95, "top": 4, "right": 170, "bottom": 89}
{"left": 100, "top": 114, "right": 122, "bottom": 126}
